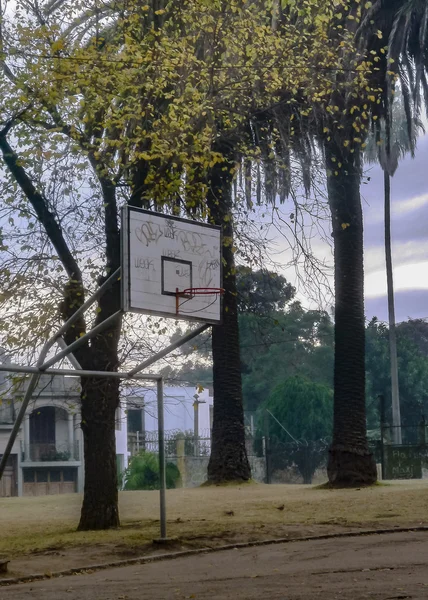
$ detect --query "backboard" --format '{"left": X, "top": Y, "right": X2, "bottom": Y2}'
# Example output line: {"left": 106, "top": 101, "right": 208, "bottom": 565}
{"left": 121, "top": 207, "right": 222, "bottom": 323}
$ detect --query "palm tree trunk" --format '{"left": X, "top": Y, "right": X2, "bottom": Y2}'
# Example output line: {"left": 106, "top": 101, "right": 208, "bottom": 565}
{"left": 384, "top": 116, "right": 402, "bottom": 445}
{"left": 325, "top": 141, "right": 377, "bottom": 486}
{"left": 206, "top": 157, "right": 251, "bottom": 483}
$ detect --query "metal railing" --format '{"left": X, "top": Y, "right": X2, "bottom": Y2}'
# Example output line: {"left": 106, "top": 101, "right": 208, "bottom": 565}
{"left": 20, "top": 441, "right": 80, "bottom": 462}
{"left": 128, "top": 429, "right": 212, "bottom": 458}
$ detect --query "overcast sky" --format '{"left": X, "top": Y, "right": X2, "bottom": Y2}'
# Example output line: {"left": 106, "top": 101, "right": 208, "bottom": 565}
{"left": 268, "top": 133, "right": 428, "bottom": 323}
{"left": 363, "top": 133, "right": 428, "bottom": 323}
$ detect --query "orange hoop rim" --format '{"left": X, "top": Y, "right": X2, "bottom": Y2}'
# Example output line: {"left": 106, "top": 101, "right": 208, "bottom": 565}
{"left": 175, "top": 287, "right": 225, "bottom": 315}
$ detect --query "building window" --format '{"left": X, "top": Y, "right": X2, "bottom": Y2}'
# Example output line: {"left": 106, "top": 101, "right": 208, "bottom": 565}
{"left": 23, "top": 468, "right": 35, "bottom": 483}
{"left": 127, "top": 409, "right": 143, "bottom": 433}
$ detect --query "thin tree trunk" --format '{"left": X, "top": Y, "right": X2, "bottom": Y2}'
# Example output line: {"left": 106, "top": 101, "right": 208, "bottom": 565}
{"left": 1, "top": 125, "right": 123, "bottom": 529}
{"left": 384, "top": 117, "right": 402, "bottom": 445}
{"left": 206, "top": 157, "right": 251, "bottom": 483}
{"left": 325, "top": 142, "right": 377, "bottom": 486}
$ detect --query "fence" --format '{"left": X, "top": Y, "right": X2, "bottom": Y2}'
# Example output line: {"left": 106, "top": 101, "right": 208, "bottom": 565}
{"left": 126, "top": 429, "right": 265, "bottom": 488}
{"left": 263, "top": 436, "right": 330, "bottom": 484}
{"left": 20, "top": 440, "right": 80, "bottom": 462}
{"left": 128, "top": 429, "right": 213, "bottom": 458}
{"left": 127, "top": 428, "right": 333, "bottom": 486}
{"left": 371, "top": 421, "right": 428, "bottom": 480}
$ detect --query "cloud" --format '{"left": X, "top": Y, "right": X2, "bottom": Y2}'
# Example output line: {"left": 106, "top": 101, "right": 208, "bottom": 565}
{"left": 363, "top": 135, "right": 428, "bottom": 226}
{"left": 393, "top": 193, "right": 428, "bottom": 216}
{"left": 366, "top": 289, "right": 428, "bottom": 323}
{"left": 365, "top": 260, "right": 428, "bottom": 299}
{"left": 365, "top": 240, "right": 428, "bottom": 275}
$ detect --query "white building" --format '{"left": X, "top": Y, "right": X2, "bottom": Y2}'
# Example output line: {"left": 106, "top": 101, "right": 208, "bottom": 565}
{"left": 0, "top": 356, "right": 213, "bottom": 497}
{"left": 126, "top": 386, "right": 213, "bottom": 436}
{"left": 0, "top": 370, "right": 128, "bottom": 497}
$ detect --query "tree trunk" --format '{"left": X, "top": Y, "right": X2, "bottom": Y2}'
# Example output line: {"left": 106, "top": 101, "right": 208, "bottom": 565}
{"left": 75, "top": 178, "right": 122, "bottom": 530}
{"left": 0, "top": 128, "right": 123, "bottom": 529}
{"left": 325, "top": 142, "right": 377, "bottom": 486}
{"left": 206, "top": 158, "right": 251, "bottom": 483}
{"left": 78, "top": 377, "right": 120, "bottom": 530}
{"left": 384, "top": 118, "right": 402, "bottom": 445}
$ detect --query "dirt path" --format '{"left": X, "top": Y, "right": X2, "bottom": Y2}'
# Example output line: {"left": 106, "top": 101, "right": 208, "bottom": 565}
{"left": 2, "top": 530, "right": 428, "bottom": 599}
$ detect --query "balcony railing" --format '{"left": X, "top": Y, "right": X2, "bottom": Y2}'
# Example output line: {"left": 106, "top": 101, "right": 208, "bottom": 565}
{"left": 20, "top": 441, "right": 80, "bottom": 462}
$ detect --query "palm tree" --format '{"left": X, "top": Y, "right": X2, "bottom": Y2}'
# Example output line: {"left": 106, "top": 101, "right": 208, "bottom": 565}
{"left": 365, "top": 92, "right": 424, "bottom": 446}
{"left": 324, "top": 0, "right": 428, "bottom": 484}
{"left": 205, "top": 144, "right": 252, "bottom": 483}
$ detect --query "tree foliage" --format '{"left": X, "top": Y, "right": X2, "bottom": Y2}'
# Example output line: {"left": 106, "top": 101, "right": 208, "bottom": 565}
{"left": 0, "top": 0, "right": 398, "bottom": 509}
{"left": 259, "top": 375, "right": 332, "bottom": 484}
{"left": 262, "top": 375, "right": 333, "bottom": 442}
{"left": 236, "top": 266, "right": 295, "bottom": 315}
{"left": 366, "top": 318, "right": 428, "bottom": 429}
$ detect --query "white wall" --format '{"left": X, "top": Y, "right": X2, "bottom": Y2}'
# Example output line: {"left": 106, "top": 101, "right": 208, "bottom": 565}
{"left": 55, "top": 407, "right": 69, "bottom": 446}
{"left": 0, "top": 428, "right": 21, "bottom": 455}
{"left": 115, "top": 403, "right": 129, "bottom": 470}
{"left": 126, "top": 386, "right": 213, "bottom": 435}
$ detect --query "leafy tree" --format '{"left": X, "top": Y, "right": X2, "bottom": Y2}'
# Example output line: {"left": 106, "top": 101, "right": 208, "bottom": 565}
{"left": 162, "top": 271, "right": 334, "bottom": 415}
{"left": 228, "top": 2, "right": 392, "bottom": 487}
{"left": 2, "top": 0, "right": 322, "bottom": 521}
{"left": 0, "top": 0, "right": 388, "bottom": 511}
{"left": 123, "top": 452, "right": 180, "bottom": 491}
{"left": 241, "top": 302, "right": 334, "bottom": 412}
{"left": 397, "top": 320, "right": 428, "bottom": 357}
{"left": 236, "top": 266, "right": 296, "bottom": 315}
{"left": 263, "top": 376, "right": 333, "bottom": 441}
{"left": 260, "top": 376, "right": 333, "bottom": 483}
{"left": 366, "top": 318, "right": 428, "bottom": 435}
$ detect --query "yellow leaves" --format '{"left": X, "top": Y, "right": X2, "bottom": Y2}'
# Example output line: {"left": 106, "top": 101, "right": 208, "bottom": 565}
{"left": 341, "top": 223, "right": 350, "bottom": 230}
{"left": 376, "top": 30, "right": 383, "bottom": 39}
{"left": 51, "top": 39, "right": 64, "bottom": 53}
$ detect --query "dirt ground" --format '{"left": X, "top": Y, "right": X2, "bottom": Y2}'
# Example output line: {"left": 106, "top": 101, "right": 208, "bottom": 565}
{"left": 1, "top": 481, "right": 428, "bottom": 580}
{"left": 2, "top": 530, "right": 428, "bottom": 599}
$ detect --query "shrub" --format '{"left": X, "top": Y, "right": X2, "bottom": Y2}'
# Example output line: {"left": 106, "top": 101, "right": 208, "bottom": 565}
{"left": 123, "top": 451, "right": 180, "bottom": 490}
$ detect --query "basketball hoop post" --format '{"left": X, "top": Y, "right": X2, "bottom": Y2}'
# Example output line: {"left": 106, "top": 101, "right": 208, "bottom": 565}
{"left": 1, "top": 207, "right": 224, "bottom": 542}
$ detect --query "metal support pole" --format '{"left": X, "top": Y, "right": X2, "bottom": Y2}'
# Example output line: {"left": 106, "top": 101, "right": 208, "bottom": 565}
{"left": 0, "top": 363, "right": 161, "bottom": 381}
{"left": 53, "top": 267, "right": 121, "bottom": 342}
{"left": 264, "top": 411, "right": 271, "bottom": 485}
{"left": 157, "top": 377, "right": 167, "bottom": 539}
{"left": 56, "top": 337, "right": 82, "bottom": 370}
{"left": 127, "top": 324, "right": 209, "bottom": 376}
{"left": 193, "top": 400, "right": 199, "bottom": 457}
{"left": 379, "top": 394, "right": 386, "bottom": 481}
{"left": 40, "top": 310, "right": 122, "bottom": 370}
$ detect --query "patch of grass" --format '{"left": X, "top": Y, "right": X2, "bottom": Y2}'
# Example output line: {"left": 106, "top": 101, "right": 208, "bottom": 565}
{"left": 1, "top": 481, "right": 428, "bottom": 558}
{"left": 314, "top": 482, "right": 378, "bottom": 490}
{"left": 200, "top": 479, "right": 257, "bottom": 487}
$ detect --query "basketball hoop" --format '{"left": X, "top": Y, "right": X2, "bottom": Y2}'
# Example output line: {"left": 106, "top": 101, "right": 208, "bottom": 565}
{"left": 175, "top": 287, "right": 225, "bottom": 316}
